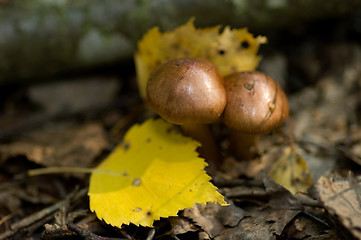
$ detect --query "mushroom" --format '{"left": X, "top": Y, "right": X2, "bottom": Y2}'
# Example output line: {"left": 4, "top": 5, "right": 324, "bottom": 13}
{"left": 222, "top": 71, "right": 289, "bottom": 159}
{"left": 146, "top": 58, "right": 226, "bottom": 167}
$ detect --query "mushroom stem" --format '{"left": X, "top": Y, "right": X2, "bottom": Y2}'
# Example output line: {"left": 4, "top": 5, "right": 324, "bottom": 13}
{"left": 181, "top": 123, "right": 221, "bottom": 168}
{"left": 229, "top": 131, "right": 260, "bottom": 160}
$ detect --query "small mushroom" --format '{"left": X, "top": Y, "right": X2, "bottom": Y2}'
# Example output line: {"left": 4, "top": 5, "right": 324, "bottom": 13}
{"left": 222, "top": 71, "right": 289, "bottom": 159}
{"left": 146, "top": 58, "right": 226, "bottom": 167}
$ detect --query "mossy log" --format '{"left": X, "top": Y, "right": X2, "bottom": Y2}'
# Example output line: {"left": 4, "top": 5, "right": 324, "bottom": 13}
{"left": 0, "top": 0, "right": 360, "bottom": 83}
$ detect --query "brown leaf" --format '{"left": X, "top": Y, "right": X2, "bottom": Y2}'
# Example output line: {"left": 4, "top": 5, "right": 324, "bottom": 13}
{"left": 215, "top": 208, "right": 299, "bottom": 240}
{"left": 0, "top": 122, "right": 107, "bottom": 168}
{"left": 169, "top": 217, "right": 199, "bottom": 236}
{"left": 263, "top": 174, "right": 302, "bottom": 209}
{"left": 315, "top": 176, "right": 361, "bottom": 240}
{"left": 281, "top": 213, "right": 343, "bottom": 240}
{"left": 183, "top": 202, "right": 244, "bottom": 238}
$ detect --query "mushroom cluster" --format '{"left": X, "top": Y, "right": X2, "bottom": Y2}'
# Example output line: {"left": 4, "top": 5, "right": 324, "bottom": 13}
{"left": 146, "top": 58, "right": 289, "bottom": 166}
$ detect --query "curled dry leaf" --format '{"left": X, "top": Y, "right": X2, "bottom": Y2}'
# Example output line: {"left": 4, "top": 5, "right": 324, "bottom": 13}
{"left": 216, "top": 176, "right": 302, "bottom": 240}
{"left": 315, "top": 176, "right": 361, "bottom": 240}
{"left": 169, "top": 217, "right": 199, "bottom": 236}
{"left": 215, "top": 208, "right": 300, "bottom": 240}
{"left": 183, "top": 202, "right": 244, "bottom": 238}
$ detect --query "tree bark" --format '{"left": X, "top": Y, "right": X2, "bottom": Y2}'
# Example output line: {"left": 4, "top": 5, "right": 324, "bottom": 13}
{"left": 0, "top": 0, "right": 360, "bottom": 83}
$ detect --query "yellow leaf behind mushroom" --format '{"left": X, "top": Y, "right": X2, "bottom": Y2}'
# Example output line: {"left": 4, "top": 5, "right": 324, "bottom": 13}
{"left": 135, "top": 18, "right": 267, "bottom": 99}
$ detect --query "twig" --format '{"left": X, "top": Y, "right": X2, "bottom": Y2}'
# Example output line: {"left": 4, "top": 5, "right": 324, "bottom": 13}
{"left": 28, "top": 167, "right": 132, "bottom": 178}
{"left": 67, "top": 223, "right": 128, "bottom": 240}
{"left": 28, "top": 167, "right": 95, "bottom": 176}
{"left": 0, "top": 210, "right": 20, "bottom": 227}
{"left": 41, "top": 224, "right": 76, "bottom": 240}
{"left": 171, "top": 235, "right": 181, "bottom": 240}
{"left": 213, "top": 176, "right": 264, "bottom": 188}
{"left": 0, "top": 188, "right": 87, "bottom": 240}
{"left": 220, "top": 186, "right": 269, "bottom": 199}
{"left": 146, "top": 229, "right": 156, "bottom": 240}
{"left": 336, "top": 146, "right": 361, "bottom": 165}
{"left": 301, "top": 211, "right": 331, "bottom": 228}
{"left": 296, "top": 195, "right": 323, "bottom": 208}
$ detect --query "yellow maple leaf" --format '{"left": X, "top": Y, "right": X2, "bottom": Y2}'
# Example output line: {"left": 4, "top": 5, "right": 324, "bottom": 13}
{"left": 88, "top": 118, "right": 227, "bottom": 227}
{"left": 135, "top": 18, "right": 267, "bottom": 99}
{"left": 267, "top": 146, "right": 312, "bottom": 195}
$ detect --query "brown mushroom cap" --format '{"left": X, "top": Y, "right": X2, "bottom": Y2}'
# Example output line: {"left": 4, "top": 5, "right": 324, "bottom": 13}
{"left": 146, "top": 58, "right": 226, "bottom": 125}
{"left": 222, "top": 71, "right": 289, "bottom": 134}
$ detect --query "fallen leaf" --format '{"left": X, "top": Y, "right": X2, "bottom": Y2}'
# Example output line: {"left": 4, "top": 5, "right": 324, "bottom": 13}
{"left": 315, "top": 176, "right": 361, "bottom": 240}
{"left": 262, "top": 174, "right": 302, "bottom": 209}
{"left": 281, "top": 213, "right": 342, "bottom": 240}
{"left": 215, "top": 208, "right": 299, "bottom": 240}
{"left": 135, "top": 18, "right": 267, "bottom": 99}
{"left": 267, "top": 146, "right": 312, "bottom": 195}
{"left": 221, "top": 144, "right": 280, "bottom": 180}
{"left": 183, "top": 202, "right": 244, "bottom": 238}
{"left": 0, "top": 122, "right": 107, "bottom": 168}
{"left": 169, "top": 217, "right": 199, "bottom": 236}
{"left": 88, "top": 118, "right": 227, "bottom": 227}
{"left": 216, "top": 176, "right": 302, "bottom": 240}
{"left": 290, "top": 71, "right": 359, "bottom": 153}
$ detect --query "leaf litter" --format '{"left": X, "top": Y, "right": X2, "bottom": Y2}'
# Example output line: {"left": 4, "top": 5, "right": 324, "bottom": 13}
{"left": 0, "top": 21, "right": 361, "bottom": 240}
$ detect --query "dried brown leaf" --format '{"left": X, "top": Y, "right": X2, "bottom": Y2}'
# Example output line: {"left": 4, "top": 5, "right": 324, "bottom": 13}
{"left": 315, "top": 176, "right": 361, "bottom": 240}
{"left": 0, "top": 122, "right": 107, "bottom": 168}
{"left": 183, "top": 202, "right": 244, "bottom": 238}
{"left": 285, "top": 214, "right": 347, "bottom": 240}
{"left": 263, "top": 174, "right": 302, "bottom": 209}
{"left": 169, "top": 217, "right": 198, "bottom": 236}
{"left": 215, "top": 208, "right": 299, "bottom": 240}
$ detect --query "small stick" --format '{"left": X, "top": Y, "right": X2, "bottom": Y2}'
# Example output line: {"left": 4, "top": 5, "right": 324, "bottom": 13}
{"left": 28, "top": 167, "right": 131, "bottom": 178}
{"left": 146, "top": 229, "right": 156, "bottom": 240}
{"left": 0, "top": 210, "right": 20, "bottom": 227}
{"left": 67, "top": 223, "right": 128, "bottom": 240}
{"left": 301, "top": 211, "right": 331, "bottom": 228}
{"left": 28, "top": 167, "right": 94, "bottom": 176}
{"left": 0, "top": 188, "right": 87, "bottom": 240}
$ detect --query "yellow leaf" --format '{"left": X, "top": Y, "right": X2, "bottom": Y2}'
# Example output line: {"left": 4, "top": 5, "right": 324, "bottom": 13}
{"left": 135, "top": 18, "right": 267, "bottom": 99}
{"left": 267, "top": 146, "right": 312, "bottom": 195}
{"left": 88, "top": 118, "right": 227, "bottom": 227}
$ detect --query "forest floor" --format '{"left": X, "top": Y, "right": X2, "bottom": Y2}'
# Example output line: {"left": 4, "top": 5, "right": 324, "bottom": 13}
{"left": 0, "top": 18, "right": 361, "bottom": 240}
